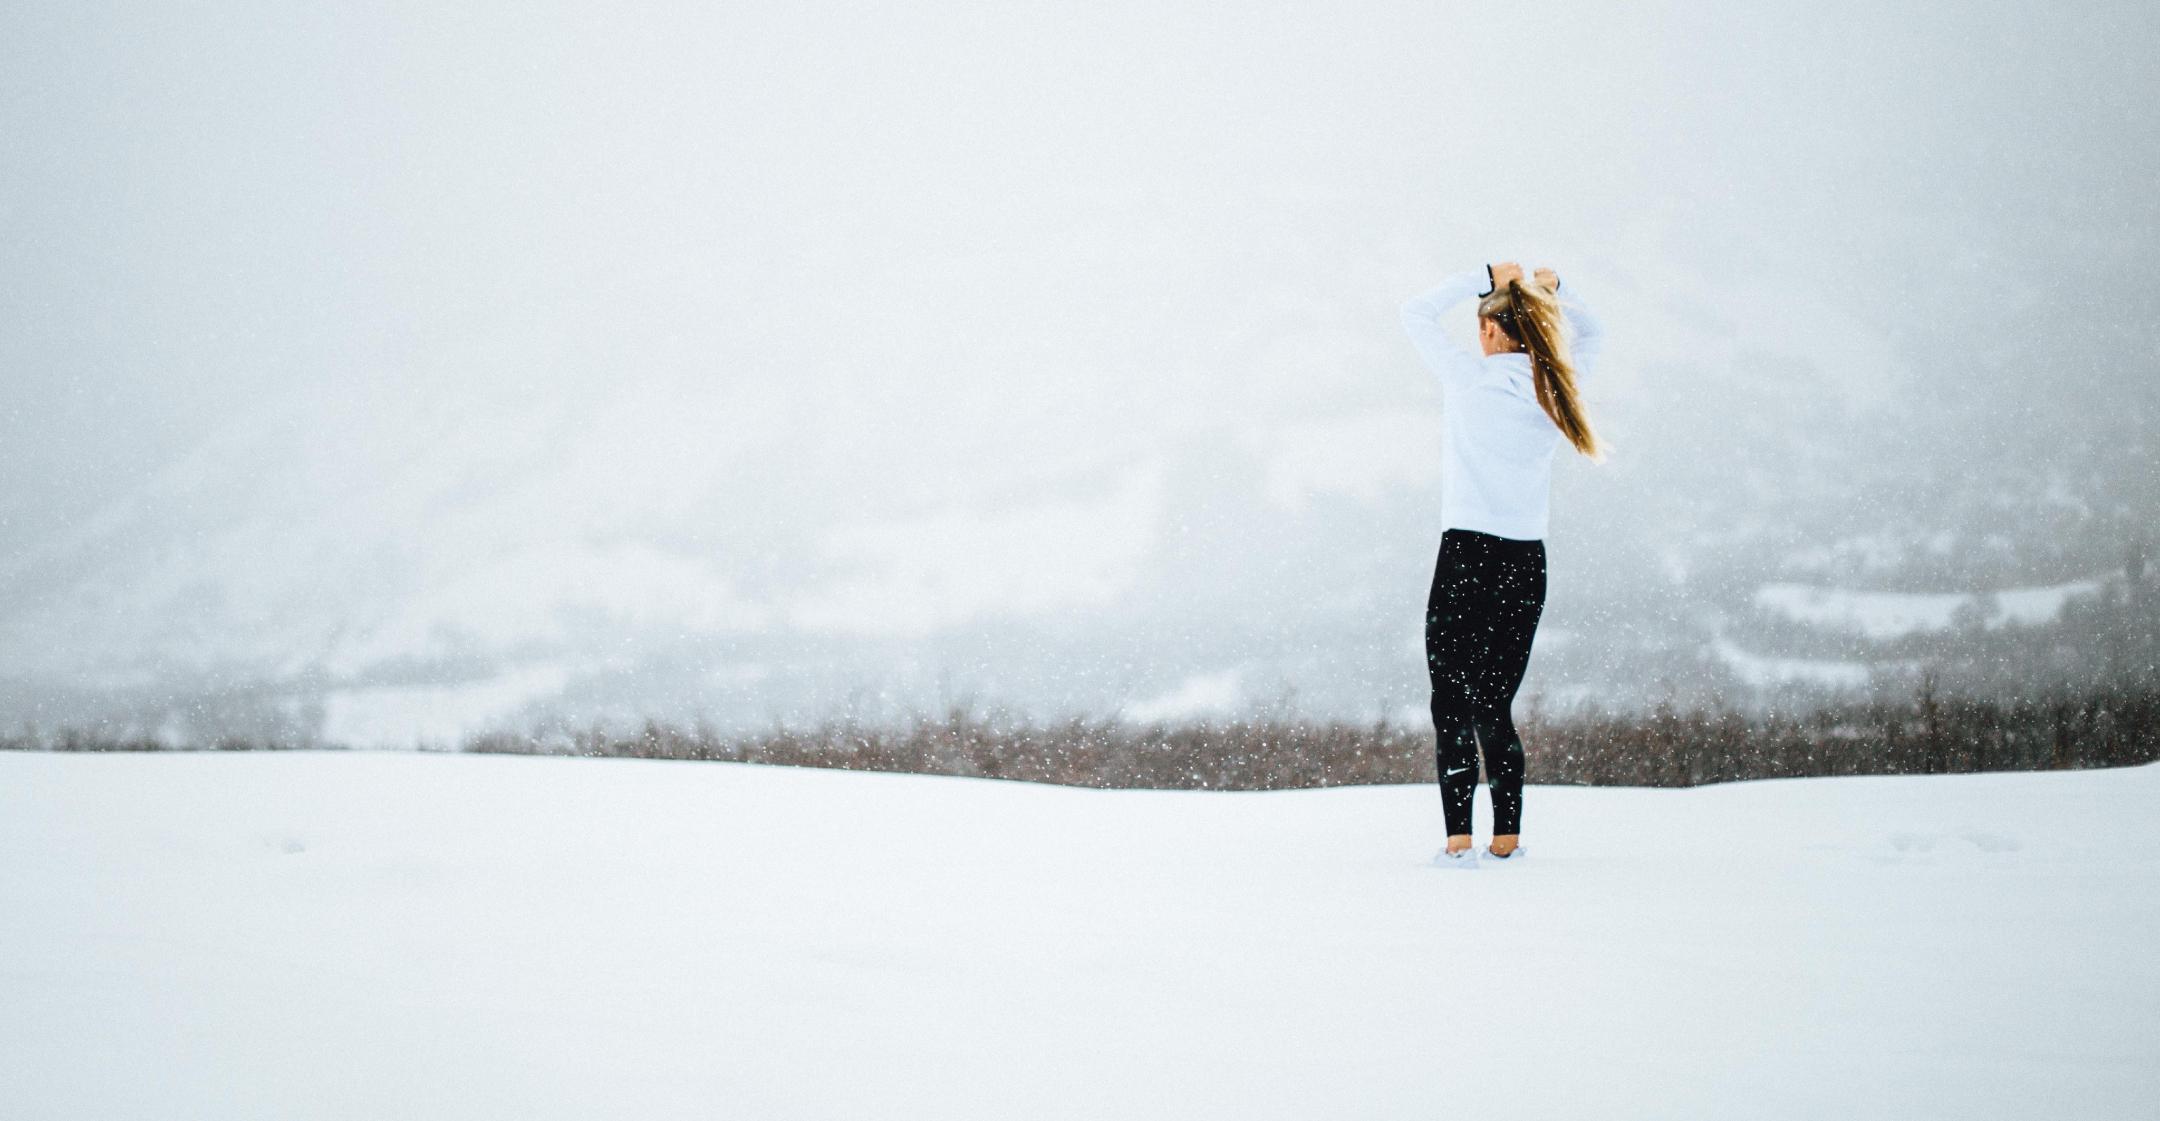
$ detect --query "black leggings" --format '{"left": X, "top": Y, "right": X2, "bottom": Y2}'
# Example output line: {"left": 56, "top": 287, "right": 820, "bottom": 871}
{"left": 1424, "top": 528, "right": 1546, "bottom": 837}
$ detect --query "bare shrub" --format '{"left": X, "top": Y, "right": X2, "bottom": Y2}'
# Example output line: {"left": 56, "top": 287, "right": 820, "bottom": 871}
{"left": 455, "top": 682, "right": 2159, "bottom": 790}
{"left": 10, "top": 682, "right": 2155, "bottom": 789}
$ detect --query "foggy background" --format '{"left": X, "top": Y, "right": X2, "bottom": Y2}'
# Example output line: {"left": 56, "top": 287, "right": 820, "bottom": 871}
{"left": 3, "top": 1, "right": 2155, "bottom": 746}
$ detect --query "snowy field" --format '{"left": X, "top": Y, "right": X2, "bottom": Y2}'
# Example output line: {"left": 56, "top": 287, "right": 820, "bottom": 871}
{"left": 3, "top": 752, "right": 2155, "bottom": 1120}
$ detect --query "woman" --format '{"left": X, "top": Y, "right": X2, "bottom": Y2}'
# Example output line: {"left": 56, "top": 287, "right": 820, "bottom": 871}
{"left": 1400, "top": 261, "right": 1604, "bottom": 866}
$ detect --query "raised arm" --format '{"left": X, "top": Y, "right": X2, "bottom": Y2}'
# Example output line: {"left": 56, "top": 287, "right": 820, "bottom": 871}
{"left": 1399, "top": 266, "right": 1493, "bottom": 387}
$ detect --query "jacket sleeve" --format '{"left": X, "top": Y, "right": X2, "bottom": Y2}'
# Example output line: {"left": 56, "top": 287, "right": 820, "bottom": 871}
{"left": 1399, "top": 267, "right": 1491, "bottom": 388}
{"left": 1556, "top": 277, "right": 1605, "bottom": 381}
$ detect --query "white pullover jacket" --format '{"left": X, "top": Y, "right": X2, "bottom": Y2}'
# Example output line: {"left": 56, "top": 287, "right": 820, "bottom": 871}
{"left": 1399, "top": 268, "right": 1605, "bottom": 541}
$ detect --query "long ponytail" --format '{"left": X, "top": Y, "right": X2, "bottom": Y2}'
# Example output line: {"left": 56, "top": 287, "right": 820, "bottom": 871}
{"left": 1480, "top": 279, "right": 1604, "bottom": 461}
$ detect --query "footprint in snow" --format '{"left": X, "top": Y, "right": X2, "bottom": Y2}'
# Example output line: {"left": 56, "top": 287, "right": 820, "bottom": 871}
{"left": 1872, "top": 830, "right": 2020, "bottom": 862}
{"left": 260, "top": 834, "right": 307, "bottom": 855}
{"left": 1887, "top": 831, "right": 1936, "bottom": 854}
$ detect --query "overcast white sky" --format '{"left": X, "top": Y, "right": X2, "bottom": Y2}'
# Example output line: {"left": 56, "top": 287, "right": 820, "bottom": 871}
{"left": 6, "top": 0, "right": 2152, "bottom": 545}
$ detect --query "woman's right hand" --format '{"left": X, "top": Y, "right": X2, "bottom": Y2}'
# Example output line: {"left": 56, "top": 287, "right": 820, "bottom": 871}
{"left": 1534, "top": 267, "right": 1559, "bottom": 293}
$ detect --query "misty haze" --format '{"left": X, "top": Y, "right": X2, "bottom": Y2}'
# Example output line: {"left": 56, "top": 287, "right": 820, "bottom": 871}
{"left": 3, "top": 4, "right": 2157, "bottom": 1117}
{"left": 5, "top": 2, "right": 2152, "bottom": 746}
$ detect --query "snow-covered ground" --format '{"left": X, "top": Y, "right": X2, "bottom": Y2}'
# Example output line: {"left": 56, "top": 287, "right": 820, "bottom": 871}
{"left": 1711, "top": 634, "right": 1874, "bottom": 689}
{"left": 1753, "top": 577, "right": 2106, "bottom": 640}
{"left": 2, "top": 752, "right": 2154, "bottom": 1120}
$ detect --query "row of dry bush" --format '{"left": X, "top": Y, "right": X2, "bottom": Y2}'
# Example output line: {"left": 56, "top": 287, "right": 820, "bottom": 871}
{"left": 450, "top": 680, "right": 2159, "bottom": 789}
{"left": 13, "top": 681, "right": 2154, "bottom": 789}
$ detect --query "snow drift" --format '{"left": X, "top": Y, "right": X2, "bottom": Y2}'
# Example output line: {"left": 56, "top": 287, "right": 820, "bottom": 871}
{"left": 2, "top": 752, "right": 2153, "bottom": 1119}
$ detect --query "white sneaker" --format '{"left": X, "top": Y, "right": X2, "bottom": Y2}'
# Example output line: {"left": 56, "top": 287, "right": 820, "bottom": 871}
{"left": 1483, "top": 844, "right": 1526, "bottom": 862}
{"left": 1432, "top": 845, "right": 1479, "bottom": 869}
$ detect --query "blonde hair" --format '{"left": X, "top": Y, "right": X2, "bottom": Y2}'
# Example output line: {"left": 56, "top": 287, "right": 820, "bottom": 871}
{"left": 1478, "top": 280, "right": 1604, "bottom": 461}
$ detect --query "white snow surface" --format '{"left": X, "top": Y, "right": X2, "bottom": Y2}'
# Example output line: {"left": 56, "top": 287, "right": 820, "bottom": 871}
{"left": 317, "top": 662, "right": 576, "bottom": 749}
{"left": 2, "top": 752, "right": 2154, "bottom": 1120}
{"left": 1753, "top": 578, "right": 2105, "bottom": 641}
{"left": 1712, "top": 635, "right": 1874, "bottom": 689}
{"left": 1121, "top": 668, "right": 1246, "bottom": 724}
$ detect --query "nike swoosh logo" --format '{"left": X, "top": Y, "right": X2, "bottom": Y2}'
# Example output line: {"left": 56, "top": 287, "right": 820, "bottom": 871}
{"left": 1444, "top": 766, "right": 1471, "bottom": 777}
